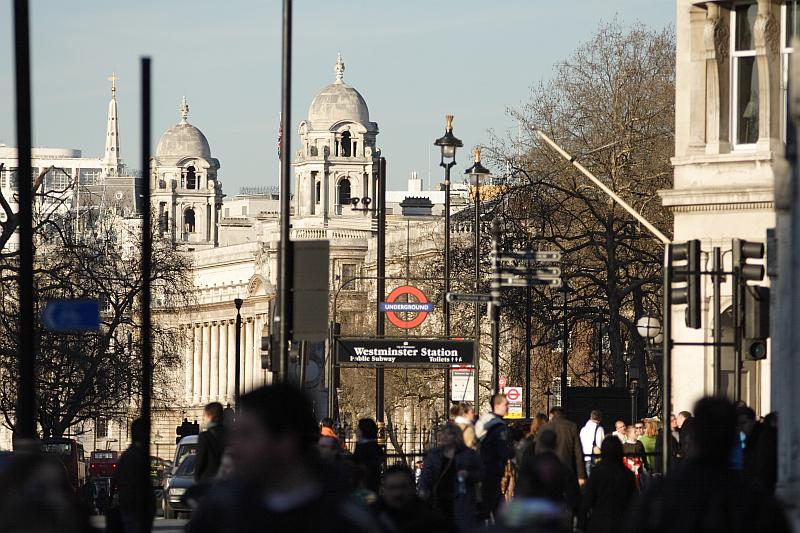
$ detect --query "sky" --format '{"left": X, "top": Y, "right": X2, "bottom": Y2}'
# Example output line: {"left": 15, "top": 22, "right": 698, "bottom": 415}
{"left": 1, "top": 0, "right": 674, "bottom": 192}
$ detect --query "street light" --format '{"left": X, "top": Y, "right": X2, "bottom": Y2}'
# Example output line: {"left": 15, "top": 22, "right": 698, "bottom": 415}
{"left": 434, "top": 114, "right": 462, "bottom": 411}
{"left": 465, "top": 147, "right": 490, "bottom": 409}
{"left": 234, "top": 298, "right": 243, "bottom": 410}
{"left": 636, "top": 316, "right": 662, "bottom": 341}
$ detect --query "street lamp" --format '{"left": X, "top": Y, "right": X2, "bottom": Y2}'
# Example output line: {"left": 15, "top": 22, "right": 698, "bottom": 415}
{"left": 234, "top": 298, "right": 243, "bottom": 410}
{"left": 636, "top": 316, "right": 661, "bottom": 341}
{"left": 434, "top": 114, "right": 462, "bottom": 410}
{"left": 465, "top": 147, "right": 490, "bottom": 408}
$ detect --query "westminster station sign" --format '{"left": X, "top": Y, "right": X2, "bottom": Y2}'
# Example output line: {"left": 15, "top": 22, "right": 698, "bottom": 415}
{"left": 337, "top": 338, "right": 475, "bottom": 366}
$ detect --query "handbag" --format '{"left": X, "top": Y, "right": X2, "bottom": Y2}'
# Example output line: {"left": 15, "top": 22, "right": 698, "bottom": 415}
{"left": 591, "top": 424, "right": 602, "bottom": 462}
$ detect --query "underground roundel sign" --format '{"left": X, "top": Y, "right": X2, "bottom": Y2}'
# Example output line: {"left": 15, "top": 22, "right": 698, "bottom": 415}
{"left": 380, "top": 285, "right": 434, "bottom": 329}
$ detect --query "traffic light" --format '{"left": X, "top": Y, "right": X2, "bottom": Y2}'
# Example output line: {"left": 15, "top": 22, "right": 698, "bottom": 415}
{"left": 260, "top": 335, "right": 274, "bottom": 370}
{"left": 670, "top": 240, "right": 701, "bottom": 329}
{"left": 175, "top": 418, "right": 198, "bottom": 444}
{"left": 733, "top": 239, "right": 765, "bottom": 282}
{"left": 744, "top": 286, "right": 769, "bottom": 360}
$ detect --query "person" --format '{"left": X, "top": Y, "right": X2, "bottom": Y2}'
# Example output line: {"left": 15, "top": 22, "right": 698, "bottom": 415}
{"left": 541, "top": 406, "right": 586, "bottom": 485}
{"left": 476, "top": 393, "right": 516, "bottom": 520}
{"left": 622, "top": 426, "right": 649, "bottom": 483}
{"left": 633, "top": 420, "right": 645, "bottom": 439}
{"left": 516, "top": 412, "right": 549, "bottom": 467}
{"left": 187, "top": 384, "right": 379, "bottom": 532}
{"left": 353, "top": 417, "right": 384, "bottom": 494}
{"left": 623, "top": 397, "right": 791, "bottom": 533}
{"left": 320, "top": 416, "right": 343, "bottom": 448}
{"left": 638, "top": 419, "right": 658, "bottom": 459}
{"left": 612, "top": 420, "right": 627, "bottom": 443}
{"left": 577, "top": 436, "right": 636, "bottom": 533}
{"left": 451, "top": 402, "right": 478, "bottom": 449}
{"left": 736, "top": 405, "right": 776, "bottom": 492}
{"left": 372, "top": 465, "right": 455, "bottom": 533}
{"left": 419, "top": 423, "right": 483, "bottom": 532}
{"left": 111, "top": 418, "right": 154, "bottom": 533}
{"left": 755, "top": 412, "right": 778, "bottom": 494}
{"left": 579, "top": 410, "right": 605, "bottom": 475}
{"left": 414, "top": 460, "right": 424, "bottom": 487}
{"left": 195, "top": 401, "right": 226, "bottom": 482}
{"left": 676, "top": 410, "right": 696, "bottom": 460}
{"left": 516, "top": 429, "right": 581, "bottom": 517}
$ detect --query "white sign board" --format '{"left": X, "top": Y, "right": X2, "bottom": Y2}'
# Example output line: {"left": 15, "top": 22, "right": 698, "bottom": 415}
{"left": 504, "top": 386, "right": 524, "bottom": 419}
{"left": 451, "top": 366, "right": 475, "bottom": 403}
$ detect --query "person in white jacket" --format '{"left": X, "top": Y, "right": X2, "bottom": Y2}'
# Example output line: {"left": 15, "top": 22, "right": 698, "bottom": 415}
{"left": 579, "top": 410, "right": 605, "bottom": 476}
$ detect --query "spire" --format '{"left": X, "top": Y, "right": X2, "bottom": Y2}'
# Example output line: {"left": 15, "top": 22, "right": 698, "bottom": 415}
{"left": 180, "top": 96, "right": 189, "bottom": 123}
{"left": 334, "top": 52, "right": 345, "bottom": 84}
{"left": 103, "top": 73, "right": 121, "bottom": 177}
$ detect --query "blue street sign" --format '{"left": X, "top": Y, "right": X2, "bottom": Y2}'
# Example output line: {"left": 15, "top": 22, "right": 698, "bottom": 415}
{"left": 380, "top": 302, "right": 434, "bottom": 313}
{"left": 41, "top": 299, "right": 101, "bottom": 333}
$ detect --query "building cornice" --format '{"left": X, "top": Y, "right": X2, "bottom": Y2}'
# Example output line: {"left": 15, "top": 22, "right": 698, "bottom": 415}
{"left": 659, "top": 185, "right": 774, "bottom": 212}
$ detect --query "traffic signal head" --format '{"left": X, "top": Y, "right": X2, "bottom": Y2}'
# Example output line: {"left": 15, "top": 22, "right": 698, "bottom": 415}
{"left": 733, "top": 239, "right": 765, "bottom": 282}
{"left": 744, "top": 285, "right": 769, "bottom": 361}
{"left": 670, "top": 240, "right": 701, "bottom": 329}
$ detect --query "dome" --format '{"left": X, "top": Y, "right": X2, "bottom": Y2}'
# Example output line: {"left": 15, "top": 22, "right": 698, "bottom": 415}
{"left": 156, "top": 97, "right": 212, "bottom": 159}
{"left": 307, "top": 53, "right": 370, "bottom": 128}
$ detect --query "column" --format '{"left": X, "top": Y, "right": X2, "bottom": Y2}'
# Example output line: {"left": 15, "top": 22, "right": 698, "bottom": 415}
{"left": 210, "top": 322, "right": 220, "bottom": 401}
{"left": 240, "top": 318, "right": 248, "bottom": 394}
{"left": 192, "top": 325, "right": 201, "bottom": 405}
{"left": 184, "top": 327, "right": 193, "bottom": 404}
{"left": 245, "top": 318, "right": 255, "bottom": 392}
{"left": 201, "top": 323, "right": 211, "bottom": 403}
{"left": 252, "top": 316, "right": 263, "bottom": 388}
{"left": 227, "top": 321, "right": 237, "bottom": 404}
{"left": 219, "top": 321, "right": 228, "bottom": 403}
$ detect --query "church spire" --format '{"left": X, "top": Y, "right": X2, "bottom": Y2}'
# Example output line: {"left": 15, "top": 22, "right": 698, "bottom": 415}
{"left": 334, "top": 52, "right": 345, "bottom": 84}
{"left": 180, "top": 96, "right": 189, "bottom": 123}
{"left": 102, "top": 72, "right": 121, "bottom": 177}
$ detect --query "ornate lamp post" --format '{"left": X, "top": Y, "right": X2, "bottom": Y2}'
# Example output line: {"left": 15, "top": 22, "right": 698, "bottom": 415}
{"left": 434, "top": 115, "right": 462, "bottom": 410}
{"left": 234, "top": 298, "right": 243, "bottom": 410}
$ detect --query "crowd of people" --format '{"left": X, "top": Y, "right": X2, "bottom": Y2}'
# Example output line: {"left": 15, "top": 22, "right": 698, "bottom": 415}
{"left": 0, "top": 385, "right": 791, "bottom": 532}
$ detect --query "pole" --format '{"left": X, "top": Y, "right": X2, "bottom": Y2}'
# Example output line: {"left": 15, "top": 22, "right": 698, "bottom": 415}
{"left": 597, "top": 322, "right": 604, "bottom": 387}
{"left": 234, "top": 299, "right": 243, "bottom": 409}
{"left": 443, "top": 161, "right": 453, "bottom": 411}
{"left": 277, "top": 0, "right": 293, "bottom": 384}
{"left": 13, "top": 0, "right": 36, "bottom": 446}
{"left": 490, "top": 219, "right": 501, "bottom": 392}
{"left": 474, "top": 175, "right": 481, "bottom": 409}
{"left": 561, "top": 285, "right": 568, "bottom": 410}
{"left": 139, "top": 56, "right": 154, "bottom": 533}
{"left": 713, "top": 247, "right": 722, "bottom": 395}
{"left": 376, "top": 157, "right": 386, "bottom": 422}
{"left": 525, "top": 283, "right": 532, "bottom": 418}
{"left": 662, "top": 245, "right": 672, "bottom": 474}
{"left": 733, "top": 266, "right": 742, "bottom": 402}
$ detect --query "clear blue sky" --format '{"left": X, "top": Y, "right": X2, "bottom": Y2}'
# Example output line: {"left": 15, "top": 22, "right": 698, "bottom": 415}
{"left": 1, "top": 0, "right": 674, "bottom": 192}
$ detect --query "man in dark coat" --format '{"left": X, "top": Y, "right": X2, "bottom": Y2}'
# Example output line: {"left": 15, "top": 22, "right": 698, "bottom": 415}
{"left": 578, "top": 436, "right": 636, "bottom": 533}
{"left": 112, "top": 418, "right": 154, "bottom": 533}
{"left": 516, "top": 429, "right": 581, "bottom": 516}
{"left": 195, "top": 402, "right": 226, "bottom": 482}
{"left": 542, "top": 406, "right": 587, "bottom": 484}
{"left": 353, "top": 417, "right": 384, "bottom": 494}
{"left": 476, "top": 393, "right": 516, "bottom": 520}
{"left": 623, "top": 397, "right": 791, "bottom": 533}
{"left": 372, "top": 465, "right": 455, "bottom": 533}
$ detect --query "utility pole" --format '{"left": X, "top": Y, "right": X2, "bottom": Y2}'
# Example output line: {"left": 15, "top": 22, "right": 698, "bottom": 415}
{"left": 561, "top": 284, "right": 568, "bottom": 409}
{"left": 712, "top": 247, "right": 722, "bottom": 395}
{"left": 234, "top": 298, "right": 243, "bottom": 408}
{"left": 490, "top": 219, "right": 501, "bottom": 392}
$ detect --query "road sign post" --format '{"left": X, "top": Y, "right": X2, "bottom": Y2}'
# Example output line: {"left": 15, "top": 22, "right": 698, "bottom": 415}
{"left": 504, "top": 386, "right": 523, "bottom": 419}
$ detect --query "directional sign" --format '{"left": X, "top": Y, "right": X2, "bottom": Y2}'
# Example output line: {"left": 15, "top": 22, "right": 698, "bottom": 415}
{"left": 501, "top": 276, "right": 562, "bottom": 288}
{"left": 498, "top": 250, "right": 561, "bottom": 262}
{"left": 41, "top": 299, "right": 101, "bottom": 333}
{"left": 451, "top": 366, "right": 475, "bottom": 402}
{"left": 337, "top": 338, "right": 475, "bottom": 366}
{"left": 504, "top": 386, "right": 524, "bottom": 419}
{"left": 498, "top": 267, "right": 562, "bottom": 278}
{"left": 446, "top": 292, "right": 493, "bottom": 304}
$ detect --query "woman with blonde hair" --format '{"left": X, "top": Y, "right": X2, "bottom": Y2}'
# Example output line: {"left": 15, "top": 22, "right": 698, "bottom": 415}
{"left": 638, "top": 419, "right": 659, "bottom": 458}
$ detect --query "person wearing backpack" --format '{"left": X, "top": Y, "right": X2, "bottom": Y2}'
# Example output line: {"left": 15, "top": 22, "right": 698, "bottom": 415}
{"left": 195, "top": 402, "right": 226, "bottom": 482}
{"left": 474, "top": 393, "right": 515, "bottom": 521}
{"left": 579, "top": 410, "right": 605, "bottom": 477}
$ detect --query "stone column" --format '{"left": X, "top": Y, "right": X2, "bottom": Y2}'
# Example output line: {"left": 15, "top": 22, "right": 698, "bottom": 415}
{"left": 210, "top": 322, "right": 220, "bottom": 401}
{"left": 201, "top": 324, "right": 211, "bottom": 403}
{"left": 251, "top": 316, "right": 262, "bottom": 388}
{"left": 192, "top": 325, "right": 202, "bottom": 405}
{"left": 227, "top": 321, "right": 237, "bottom": 404}
{"left": 219, "top": 321, "right": 228, "bottom": 403}
{"left": 184, "top": 327, "right": 193, "bottom": 404}
{"left": 245, "top": 318, "right": 255, "bottom": 392}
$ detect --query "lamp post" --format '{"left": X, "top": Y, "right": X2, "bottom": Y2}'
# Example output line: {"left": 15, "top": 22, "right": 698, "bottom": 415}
{"left": 465, "top": 148, "right": 490, "bottom": 409}
{"left": 434, "top": 115, "right": 462, "bottom": 411}
{"left": 234, "top": 298, "right": 243, "bottom": 410}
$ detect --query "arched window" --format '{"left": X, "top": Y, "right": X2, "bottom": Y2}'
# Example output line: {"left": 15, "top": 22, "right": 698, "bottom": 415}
{"left": 315, "top": 181, "right": 321, "bottom": 204}
{"left": 186, "top": 165, "right": 196, "bottom": 189}
{"left": 184, "top": 208, "right": 196, "bottom": 233}
{"left": 341, "top": 131, "right": 351, "bottom": 157}
{"left": 338, "top": 178, "right": 351, "bottom": 205}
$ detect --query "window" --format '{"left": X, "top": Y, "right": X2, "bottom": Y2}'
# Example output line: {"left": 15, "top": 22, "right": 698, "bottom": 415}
{"left": 0, "top": 167, "right": 16, "bottom": 189}
{"left": 186, "top": 165, "right": 196, "bottom": 189}
{"left": 315, "top": 181, "right": 321, "bottom": 204}
{"left": 44, "top": 167, "right": 70, "bottom": 192}
{"left": 341, "top": 263, "right": 359, "bottom": 289}
{"left": 241, "top": 205, "right": 248, "bottom": 216}
{"left": 782, "top": 2, "right": 799, "bottom": 140}
{"left": 184, "top": 208, "right": 196, "bottom": 233}
{"left": 96, "top": 418, "right": 109, "bottom": 438}
{"left": 79, "top": 168, "right": 101, "bottom": 185}
{"left": 338, "top": 178, "right": 351, "bottom": 205}
{"left": 341, "top": 131, "right": 352, "bottom": 157}
{"left": 732, "top": 3, "right": 759, "bottom": 146}
{"left": 224, "top": 208, "right": 230, "bottom": 217}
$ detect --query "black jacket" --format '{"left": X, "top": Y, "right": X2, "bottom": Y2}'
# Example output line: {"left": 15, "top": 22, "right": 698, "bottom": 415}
{"left": 516, "top": 450, "right": 581, "bottom": 513}
{"left": 353, "top": 440, "right": 384, "bottom": 493}
{"left": 112, "top": 444, "right": 154, "bottom": 519}
{"left": 542, "top": 416, "right": 586, "bottom": 480}
{"left": 372, "top": 497, "right": 456, "bottom": 533}
{"left": 195, "top": 424, "right": 226, "bottom": 482}
{"left": 478, "top": 415, "right": 515, "bottom": 478}
{"left": 578, "top": 460, "right": 636, "bottom": 533}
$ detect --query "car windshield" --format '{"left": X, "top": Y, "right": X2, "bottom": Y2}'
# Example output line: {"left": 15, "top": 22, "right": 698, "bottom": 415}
{"left": 175, "top": 453, "right": 196, "bottom": 476}
{"left": 175, "top": 444, "right": 196, "bottom": 468}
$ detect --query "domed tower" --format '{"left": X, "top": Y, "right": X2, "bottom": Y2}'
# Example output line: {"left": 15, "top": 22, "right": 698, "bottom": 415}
{"left": 295, "top": 53, "right": 380, "bottom": 221}
{"left": 151, "top": 97, "right": 222, "bottom": 248}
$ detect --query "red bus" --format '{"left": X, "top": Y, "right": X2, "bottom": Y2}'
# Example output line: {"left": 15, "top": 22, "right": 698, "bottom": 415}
{"left": 40, "top": 438, "right": 88, "bottom": 490}
{"left": 89, "top": 450, "right": 119, "bottom": 478}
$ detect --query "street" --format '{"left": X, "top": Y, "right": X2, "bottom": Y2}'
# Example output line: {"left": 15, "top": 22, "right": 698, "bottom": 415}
{"left": 89, "top": 517, "right": 187, "bottom": 533}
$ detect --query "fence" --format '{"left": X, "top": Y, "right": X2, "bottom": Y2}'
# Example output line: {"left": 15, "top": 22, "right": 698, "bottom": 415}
{"left": 338, "top": 421, "right": 445, "bottom": 468}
